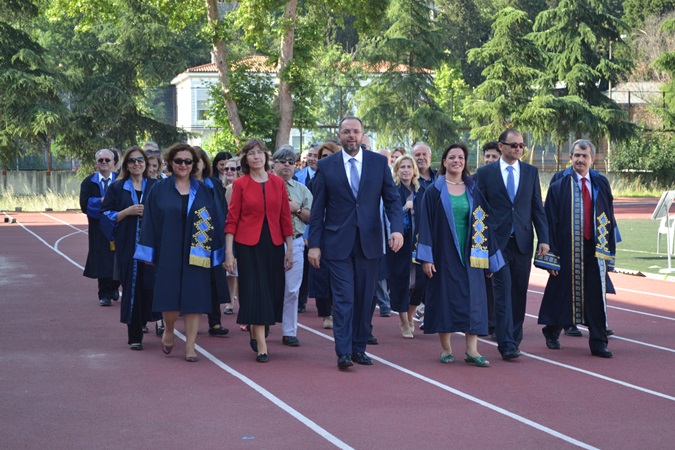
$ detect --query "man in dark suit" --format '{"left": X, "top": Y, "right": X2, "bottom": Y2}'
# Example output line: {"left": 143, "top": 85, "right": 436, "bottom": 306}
{"left": 473, "top": 129, "right": 549, "bottom": 359}
{"left": 309, "top": 117, "right": 404, "bottom": 370}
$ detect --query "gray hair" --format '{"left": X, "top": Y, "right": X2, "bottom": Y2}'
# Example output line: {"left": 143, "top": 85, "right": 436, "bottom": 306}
{"left": 272, "top": 148, "right": 296, "bottom": 162}
{"left": 95, "top": 148, "right": 115, "bottom": 160}
{"left": 278, "top": 144, "right": 295, "bottom": 152}
{"left": 412, "top": 142, "right": 431, "bottom": 154}
{"left": 570, "top": 139, "right": 596, "bottom": 157}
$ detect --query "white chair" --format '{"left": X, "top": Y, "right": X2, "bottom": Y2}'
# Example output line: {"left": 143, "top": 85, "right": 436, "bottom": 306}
{"left": 657, "top": 216, "right": 675, "bottom": 255}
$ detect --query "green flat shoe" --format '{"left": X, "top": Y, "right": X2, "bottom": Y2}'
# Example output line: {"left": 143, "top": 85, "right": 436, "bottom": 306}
{"left": 464, "top": 352, "right": 490, "bottom": 367}
{"left": 440, "top": 353, "right": 455, "bottom": 364}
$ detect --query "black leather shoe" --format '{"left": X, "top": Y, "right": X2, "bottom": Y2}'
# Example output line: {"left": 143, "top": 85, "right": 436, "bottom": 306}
{"left": 249, "top": 339, "right": 258, "bottom": 353}
{"left": 298, "top": 305, "right": 306, "bottom": 313}
{"left": 351, "top": 352, "right": 373, "bottom": 365}
{"left": 337, "top": 354, "right": 353, "bottom": 369}
{"left": 99, "top": 298, "right": 112, "bottom": 307}
{"left": 501, "top": 349, "right": 521, "bottom": 360}
{"left": 545, "top": 337, "right": 561, "bottom": 350}
{"left": 208, "top": 326, "right": 229, "bottom": 337}
{"left": 367, "top": 335, "right": 379, "bottom": 345}
{"left": 564, "top": 325, "right": 582, "bottom": 337}
{"left": 591, "top": 347, "right": 613, "bottom": 358}
{"left": 605, "top": 328, "right": 614, "bottom": 336}
{"left": 282, "top": 336, "right": 300, "bottom": 346}
{"left": 256, "top": 353, "right": 269, "bottom": 363}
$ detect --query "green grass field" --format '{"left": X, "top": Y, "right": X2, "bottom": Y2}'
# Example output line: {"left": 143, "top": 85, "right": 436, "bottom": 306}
{"left": 615, "top": 219, "right": 675, "bottom": 277}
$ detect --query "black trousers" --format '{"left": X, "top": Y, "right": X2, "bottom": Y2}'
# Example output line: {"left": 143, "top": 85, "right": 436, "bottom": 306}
{"left": 543, "top": 239, "right": 608, "bottom": 350}
{"left": 98, "top": 277, "right": 120, "bottom": 301}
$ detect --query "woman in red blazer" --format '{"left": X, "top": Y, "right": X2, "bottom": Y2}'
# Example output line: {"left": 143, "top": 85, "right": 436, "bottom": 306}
{"left": 224, "top": 138, "right": 294, "bottom": 363}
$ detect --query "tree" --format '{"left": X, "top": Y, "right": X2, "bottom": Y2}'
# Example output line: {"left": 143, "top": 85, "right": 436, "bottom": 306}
{"left": 0, "top": 0, "right": 67, "bottom": 170}
{"left": 463, "top": 7, "right": 545, "bottom": 143}
{"left": 356, "top": 0, "right": 456, "bottom": 150}
{"left": 623, "top": 0, "right": 675, "bottom": 27}
{"left": 526, "top": 0, "right": 636, "bottom": 169}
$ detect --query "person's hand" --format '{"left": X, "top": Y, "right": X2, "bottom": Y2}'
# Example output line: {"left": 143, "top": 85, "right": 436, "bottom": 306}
{"left": 537, "top": 243, "right": 550, "bottom": 257}
{"left": 389, "top": 232, "right": 404, "bottom": 252}
{"left": 547, "top": 269, "right": 559, "bottom": 276}
{"left": 404, "top": 200, "right": 413, "bottom": 212}
{"left": 308, "top": 247, "right": 321, "bottom": 269}
{"left": 289, "top": 199, "right": 301, "bottom": 212}
{"left": 284, "top": 249, "right": 294, "bottom": 272}
{"left": 422, "top": 262, "right": 436, "bottom": 278}
{"left": 224, "top": 253, "right": 236, "bottom": 274}
{"left": 126, "top": 204, "right": 144, "bottom": 217}
{"left": 485, "top": 272, "right": 493, "bottom": 279}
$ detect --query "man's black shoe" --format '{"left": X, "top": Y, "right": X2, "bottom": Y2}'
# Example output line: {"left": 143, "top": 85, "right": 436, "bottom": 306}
{"left": 337, "top": 355, "right": 353, "bottom": 369}
{"left": 564, "top": 325, "right": 582, "bottom": 337}
{"left": 591, "top": 347, "right": 613, "bottom": 358}
{"left": 351, "top": 352, "right": 373, "bottom": 365}
{"left": 367, "top": 335, "right": 379, "bottom": 345}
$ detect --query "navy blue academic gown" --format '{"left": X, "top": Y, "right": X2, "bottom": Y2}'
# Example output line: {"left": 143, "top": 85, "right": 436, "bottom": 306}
{"left": 386, "top": 183, "right": 425, "bottom": 312}
{"left": 416, "top": 176, "right": 504, "bottom": 335}
{"left": 101, "top": 177, "right": 157, "bottom": 324}
{"left": 80, "top": 172, "right": 116, "bottom": 279}
{"left": 134, "top": 177, "right": 225, "bottom": 314}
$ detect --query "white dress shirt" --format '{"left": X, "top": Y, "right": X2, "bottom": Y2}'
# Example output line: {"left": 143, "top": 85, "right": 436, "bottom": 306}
{"left": 342, "top": 148, "right": 363, "bottom": 186}
{"left": 499, "top": 158, "right": 520, "bottom": 194}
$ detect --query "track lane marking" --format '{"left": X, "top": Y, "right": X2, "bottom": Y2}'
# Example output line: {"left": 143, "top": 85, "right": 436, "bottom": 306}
{"left": 8, "top": 215, "right": 353, "bottom": 449}
{"left": 299, "top": 325, "right": 598, "bottom": 450}
{"left": 40, "top": 212, "right": 88, "bottom": 233}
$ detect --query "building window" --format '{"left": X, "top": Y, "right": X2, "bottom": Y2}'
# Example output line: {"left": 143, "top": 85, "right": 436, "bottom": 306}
{"left": 197, "top": 99, "right": 210, "bottom": 122}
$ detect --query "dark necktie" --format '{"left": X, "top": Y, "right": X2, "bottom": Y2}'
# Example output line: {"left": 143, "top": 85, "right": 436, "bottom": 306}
{"left": 103, "top": 178, "right": 110, "bottom": 194}
{"left": 349, "top": 158, "right": 359, "bottom": 198}
{"left": 506, "top": 166, "right": 515, "bottom": 202}
{"left": 582, "top": 178, "right": 592, "bottom": 240}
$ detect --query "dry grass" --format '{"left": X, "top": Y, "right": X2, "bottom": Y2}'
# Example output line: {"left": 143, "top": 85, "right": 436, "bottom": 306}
{"left": 0, "top": 188, "right": 79, "bottom": 212}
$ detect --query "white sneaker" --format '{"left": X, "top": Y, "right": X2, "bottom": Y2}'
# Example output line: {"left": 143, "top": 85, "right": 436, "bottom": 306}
{"left": 323, "top": 316, "right": 333, "bottom": 329}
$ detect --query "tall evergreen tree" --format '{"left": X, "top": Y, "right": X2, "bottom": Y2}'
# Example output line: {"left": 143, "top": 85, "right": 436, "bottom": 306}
{"left": 463, "top": 7, "right": 545, "bottom": 143}
{"left": 356, "top": 0, "right": 455, "bottom": 150}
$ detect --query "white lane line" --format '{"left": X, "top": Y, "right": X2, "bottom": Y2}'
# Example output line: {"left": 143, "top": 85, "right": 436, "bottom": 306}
{"left": 298, "top": 325, "right": 598, "bottom": 450}
{"left": 530, "top": 272, "right": 675, "bottom": 300}
{"left": 55, "top": 231, "right": 87, "bottom": 253}
{"left": 9, "top": 217, "right": 84, "bottom": 270}
{"left": 40, "top": 212, "right": 88, "bottom": 233}
{"left": 523, "top": 313, "right": 675, "bottom": 353}
{"left": 527, "top": 289, "right": 675, "bottom": 321}
{"left": 12, "top": 219, "right": 352, "bottom": 449}
{"left": 173, "top": 330, "right": 354, "bottom": 450}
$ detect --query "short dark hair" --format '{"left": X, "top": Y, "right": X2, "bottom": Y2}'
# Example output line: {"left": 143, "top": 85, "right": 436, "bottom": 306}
{"left": 482, "top": 141, "right": 500, "bottom": 154}
{"left": 212, "top": 151, "right": 233, "bottom": 173}
{"left": 164, "top": 143, "right": 199, "bottom": 176}
{"left": 238, "top": 138, "right": 270, "bottom": 174}
{"left": 120, "top": 146, "right": 149, "bottom": 179}
{"left": 338, "top": 116, "right": 363, "bottom": 131}
{"left": 498, "top": 129, "right": 521, "bottom": 144}
{"left": 437, "top": 143, "right": 471, "bottom": 178}
{"left": 193, "top": 146, "right": 213, "bottom": 178}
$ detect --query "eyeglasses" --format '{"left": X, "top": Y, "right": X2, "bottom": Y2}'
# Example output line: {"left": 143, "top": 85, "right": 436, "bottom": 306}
{"left": 274, "top": 159, "right": 295, "bottom": 166}
{"left": 172, "top": 158, "right": 193, "bottom": 166}
{"left": 98, "top": 158, "right": 112, "bottom": 163}
{"left": 223, "top": 167, "right": 237, "bottom": 172}
{"left": 500, "top": 142, "right": 526, "bottom": 149}
{"left": 128, "top": 157, "right": 145, "bottom": 164}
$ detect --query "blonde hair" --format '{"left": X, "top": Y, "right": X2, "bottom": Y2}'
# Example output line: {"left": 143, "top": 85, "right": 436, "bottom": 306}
{"left": 392, "top": 154, "right": 420, "bottom": 191}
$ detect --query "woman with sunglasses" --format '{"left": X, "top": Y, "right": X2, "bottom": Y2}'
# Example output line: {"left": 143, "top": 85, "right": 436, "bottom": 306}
{"left": 101, "top": 146, "right": 158, "bottom": 350}
{"left": 212, "top": 151, "right": 233, "bottom": 184}
{"left": 224, "top": 138, "right": 294, "bottom": 363}
{"left": 135, "top": 143, "right": 226, "bottom": 362}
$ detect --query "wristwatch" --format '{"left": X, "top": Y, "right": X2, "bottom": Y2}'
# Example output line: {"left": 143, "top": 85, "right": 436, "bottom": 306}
{"left": 295, "top": 208, "right": 302, "bottom": 215}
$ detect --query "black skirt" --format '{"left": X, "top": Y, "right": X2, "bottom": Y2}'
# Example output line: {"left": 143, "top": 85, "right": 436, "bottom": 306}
{"left": 235, "top": 220, "right": 285, "bottom": 325}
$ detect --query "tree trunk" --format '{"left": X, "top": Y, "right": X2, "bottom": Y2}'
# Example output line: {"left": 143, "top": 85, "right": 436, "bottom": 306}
{"left": 274, "top": 0, "right": 298, "bottom": 150}
{"left": 206, "top": 0, "right": 243, "bottom": 139}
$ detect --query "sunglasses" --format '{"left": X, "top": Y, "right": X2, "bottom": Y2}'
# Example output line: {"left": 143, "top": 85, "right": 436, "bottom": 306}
{"left": 223, "top": 167, "right": 238, "bottom": 172}
{"left": 274, "top": 159, "right": 295, "bottom": 166}
{"left": 501, "top": 142, "right": 526, "bottom": 149}
{"left": 127, "top": 157, "right": 145, "bottom": 164}
{"left": 172, "top": 158, "right": 193, "bottom": 166}
{"left": 98, "top": 158, "right": 112, "bottom": 163}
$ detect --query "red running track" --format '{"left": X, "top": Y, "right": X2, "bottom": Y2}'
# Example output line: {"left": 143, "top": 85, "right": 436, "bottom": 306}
{"left": 1, "top": 210, "right": 674, "bottom": 449}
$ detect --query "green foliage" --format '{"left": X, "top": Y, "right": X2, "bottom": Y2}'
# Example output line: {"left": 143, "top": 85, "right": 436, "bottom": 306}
{"left": 464, "top": 7, "right": 545, "bottom": 142}
{"left": 623, "top": 0, "right": 675, "bottom": 27}
{"left": 357, "top": 0, "right": 456, "bottom": 149}
{"left": 612, "top": 132, "right": 675, "bottom": 184}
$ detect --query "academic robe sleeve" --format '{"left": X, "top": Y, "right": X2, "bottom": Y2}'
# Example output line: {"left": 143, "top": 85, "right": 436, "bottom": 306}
{"left": 134, "top": 180, "right": 159, "bottom": 263}
{"left": 416, "top": 186, "right": 437, "bottom": 264}
{"left": 100, "top": 181, "right": 120, "bottom": 242}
